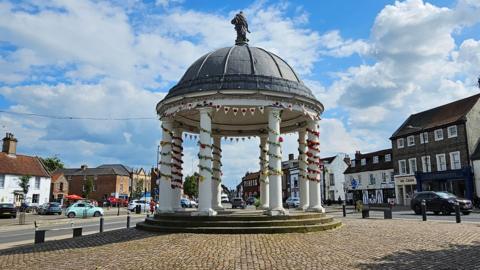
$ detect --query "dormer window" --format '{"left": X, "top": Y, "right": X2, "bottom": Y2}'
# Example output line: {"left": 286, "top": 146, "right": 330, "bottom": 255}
{"left": 373, "top": 156, "right": 379, "bottom": 164}
{"left": 361, "top": 158, "right": 366, "bottom": 166}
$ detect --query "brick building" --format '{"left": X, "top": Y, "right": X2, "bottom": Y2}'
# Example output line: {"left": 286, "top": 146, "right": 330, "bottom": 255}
{"left": 239, "top": 171, "right": 260, "bottom": 200}
{"left": 391, "top": 93, "right": 480, "bottom": 204}
{"left": 50, "top": 171, "right": 69, "bottom": 201}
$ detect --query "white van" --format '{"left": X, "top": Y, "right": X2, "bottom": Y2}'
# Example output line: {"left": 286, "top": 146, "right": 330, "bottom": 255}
{"left": 221, "top": 194, "right": 229, "bottom": 203}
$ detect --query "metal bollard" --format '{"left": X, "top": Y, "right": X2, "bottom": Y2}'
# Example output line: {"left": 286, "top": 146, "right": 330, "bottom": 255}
{"left": 421, "top": 200, "right": 427, "bottom": 221}
{"left": 99, "top": 217, "right": 104, "bottom": 233}
{"left": 117, "top": 203, "right": 120, "bottom": 216}
{"left": 127, "top": 215, "right": 131, "bottom": 228}
{"left": 342, "top": 204, "right": 346, "bottom": 217}
{"left": 73, "top": 227, "right": 82, "bottom": 238}
{"left": 34, "top": 230, "right": 46, "bottom": 244}
{"left": 455, "top": 202, "right": 461, "bottom": 223}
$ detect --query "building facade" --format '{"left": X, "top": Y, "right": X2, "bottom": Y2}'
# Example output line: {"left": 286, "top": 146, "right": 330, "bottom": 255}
{"left": 321, "top": 154, "right": 350, "bottom": 202}
{"left": 391, "top": 94, "right": 480, "bottom": 204}
{"left": 282, "top": 154, "right": 299, "bottom": 199}
{"left": 239, "top": 171, "right": 260, "bottom": 200}
{"left": 0, "top": 133, "right": 51, "bottom": 206}
{"left": 344, "top": 149, "right": 395, "bottom": 205}
{"left": 50, "top": 172, "right": 69, "bottom": 201}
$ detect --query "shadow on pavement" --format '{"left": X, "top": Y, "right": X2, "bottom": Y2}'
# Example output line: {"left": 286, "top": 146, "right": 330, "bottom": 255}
{"left": 0, "top": 227, "right": 161, "bottom": 256}
{"left": 357, "top": 241, "right": 480, "bottom": 270}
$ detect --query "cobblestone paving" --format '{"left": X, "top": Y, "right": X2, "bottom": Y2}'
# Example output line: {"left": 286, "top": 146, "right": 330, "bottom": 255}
{"left": 1, "top": 218, "right": 480, "bottom": 269}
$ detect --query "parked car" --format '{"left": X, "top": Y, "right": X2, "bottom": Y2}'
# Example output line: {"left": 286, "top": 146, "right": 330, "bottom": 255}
{"left": 37, "top": 202, "right": 62, "bottom": 215}
{"left": 65, "top": 202, "right": 104, "bottom": 218}
{"left": 128, "top": 200, "right": 148, "bottom": 212}
{"left": 411, "top": 191, "right": 473, "bottom": 215}
{"left": 180, "top": 198, "right": 191, "bottom": 208}
{"left": 231, "top": 198, "right": 246, "bottom": 209}
{"left": 246, "top": 197, "right": 256, "bottom": 205}
{"left": 285, "top": 197, "right": 300, "bottom": 208}
{"left": 0, "top": 203, "right": 17, "bottom": 218}
{"left": 221, "top": 194, "right": 230, "bottom": 203}
{"left": 189, "top": 199, "right": 198, "bottom": 208}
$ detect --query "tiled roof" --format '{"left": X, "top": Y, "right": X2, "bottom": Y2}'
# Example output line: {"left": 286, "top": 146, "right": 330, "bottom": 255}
{"left": 321, "top": 156, "right": 336, "bottom": 164}
{"left": 242, "top": 171, "right": 260, "bottom": 181}
{"left": 97, "top": 164, "right": 132, "bottom": 175}
{"left": 344, "top": 149, "right": 393, "bottom": 174}
{"left": 57, "top": 166, "right": 130, "bottom": 176}
{"left": 0, "top": 152, "right": 50, "bottom": 177}
{"left": 391, "top": 93, "right": 480, "bottom": 139}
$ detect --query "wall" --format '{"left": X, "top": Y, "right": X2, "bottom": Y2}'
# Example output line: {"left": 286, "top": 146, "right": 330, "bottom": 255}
{"left": 68, "top": 174, "right": 117, "bottom": 201}
{"left": 466, "top": 100, "right": 480, "bottom": 197}
{"left": 323, "top": 154, "right": 349, "bottom": 201}
{"left": 0, "top": 175, "right": 51, "bottom": 205}
{"left": 344, "top": 169, "right": 395, "bottom": 191}
{"left": 474, "top": 160, "right": 480, "bottom": 196}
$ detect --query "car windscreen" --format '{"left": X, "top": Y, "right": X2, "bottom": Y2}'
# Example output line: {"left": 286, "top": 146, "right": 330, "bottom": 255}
{"left": 436, "top": 192, "right": 456, "bottom": 199}
{"left": 0, "top": 203, "right": 14, "bottom": 208}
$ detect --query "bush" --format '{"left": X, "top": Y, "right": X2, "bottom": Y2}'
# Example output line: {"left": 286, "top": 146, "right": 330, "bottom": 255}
{"left": 254, "top": 198, "right": 260, "bottom": 208}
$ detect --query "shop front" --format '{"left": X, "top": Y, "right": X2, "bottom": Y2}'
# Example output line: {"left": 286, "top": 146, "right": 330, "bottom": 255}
{"left": 394, "top": 175, "right": 417, "bottom": 206}
{"left": 415, "top": 166, "right": 474, "bottom": 200}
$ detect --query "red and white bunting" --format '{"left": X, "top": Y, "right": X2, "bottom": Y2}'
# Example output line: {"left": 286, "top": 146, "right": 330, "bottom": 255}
{"left": 232, "top": 108, "right": 239, "bottom": 116}
{"left": 241, "top": 108, "right": 247, "bottom": 116}
{"left": 249, "top": 107, "right": 256, "bottom": 115}
{"left": 259, "top": 106, "right": 264, "bottom": 114}
{"left": 216, "top": 104, "right": 221, "bottom": 112}
{"left": 287, "top": 103, "right": 293, "bottom": 111}
{"left": 224, "top": 106, "right": 230, "bottom": 114}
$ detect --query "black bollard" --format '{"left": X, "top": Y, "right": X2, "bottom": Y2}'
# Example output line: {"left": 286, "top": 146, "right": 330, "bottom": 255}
{"left": 421, "top": 200, "right": 427, "bottom": 221}
{"left": 342, "top": 204, "right": 346, "bottom": 217}
{"left": 34, "top": 230, "right": 46, "bottom": 244}
{"left": 117, "top": 203, "right": 120, "bottom": 216}
{"left": 73, "top": 227, "right": 82, "bottom": 238}
{"left": 127, "top": 215, "right": 131, "bottom": 228}
{"left": 99, "top": 217, "right": 104, "bottom": 233}
{"left": 455, "top": 202, "right": 461, "bottom": 223}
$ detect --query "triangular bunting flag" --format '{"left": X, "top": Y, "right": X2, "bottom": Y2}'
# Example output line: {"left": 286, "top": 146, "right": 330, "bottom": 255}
{"left": 236, "top": 138, "right": 239, "bottom": 142}
{"left": 216, "top": 105, "right": 221, "bottom": 112}
{"left": 232, "top": 108, "right": 239, "bottom": 116}
{"left": 287, "top": 104, "right": 293, "bottom": 111}
{"left": 224, "top": 106, "right": 230, "bottom": 114}
{"left": 249, "top": 108, "right": 255, "bottom": 115}
{"left": 241, "top": 108, "right": 247, "bottom": 116}
{"left": 259, "top": 106, "right": 264, "bottom": 114}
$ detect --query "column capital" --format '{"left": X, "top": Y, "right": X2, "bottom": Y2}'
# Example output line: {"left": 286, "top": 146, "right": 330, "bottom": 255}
{"left": 198, "top": 107, "right": 213, "bottom": 114}
{"left": 266, "top": 106, "right": 283, "bottom": 113}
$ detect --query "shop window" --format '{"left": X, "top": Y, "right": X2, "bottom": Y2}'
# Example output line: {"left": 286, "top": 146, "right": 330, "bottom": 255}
{"left": 434, "top": 129, "right": 444, "bottom": 141}
{"left": 447, "top": 126, "right": 457, "bottom": 138}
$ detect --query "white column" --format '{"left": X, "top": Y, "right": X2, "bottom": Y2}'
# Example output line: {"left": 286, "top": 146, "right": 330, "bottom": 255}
{"left": 394, "top": 183, "right": 400, "bottom": 205}
{"left": 307, "top": 120, "right": 325, "bottom": 212}
{"left": 298, "top": 129, "right": 309, "bottom": 210}
{"left": 158, "top": 119, "right": 174, "bottom": 213}
{"left": 259, "top": 135, "right": 269, "bottom": 209}
{"left": 211, "top": 136, "right": 223, "bottom": 210}
{"left": 267, "top": 107, "right": 287, "bottom": 216}
{"left": 171, "top": 128, "right": 184, "bottom": 211}
{"left": 197, "top": 108, "right": 217, "bottom": 216}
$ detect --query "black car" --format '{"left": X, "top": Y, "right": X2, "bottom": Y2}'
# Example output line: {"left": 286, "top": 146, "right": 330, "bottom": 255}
{"left": 37, "top": 202, "right": 63, "bottom": 215}
{"left": 246, "top": 197, "right": 256, "bottom": 205}
{"left": 0, "top": 203, "right": 17, "bottom": 218}
{"left": 411, "top": 191, "right": 473, "bottom": 215}
{"left": 231, "top": 198, "right": 246, "bottom": 209}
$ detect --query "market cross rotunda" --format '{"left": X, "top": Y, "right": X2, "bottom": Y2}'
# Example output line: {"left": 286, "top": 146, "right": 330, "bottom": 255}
{"left": 154, "top": 12, "right": 325, "bottom": 217}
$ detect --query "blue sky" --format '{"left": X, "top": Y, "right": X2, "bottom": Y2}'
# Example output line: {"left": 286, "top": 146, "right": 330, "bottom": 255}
{"left": 0, "top": 0, "right": 479, "bottom": 189}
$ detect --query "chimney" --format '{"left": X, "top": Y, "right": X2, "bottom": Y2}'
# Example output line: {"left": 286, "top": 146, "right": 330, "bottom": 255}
{"left": 288, "top": 153, "right": 294, "bottom": 160}
{"left": 81, "top": 164, "right": 88, "bottom": 171}
{"left": 355, "top": 151, "right": 361, "bottom": 161}
{"left": 2, "top": 133, "right": 17, "bottom": 156}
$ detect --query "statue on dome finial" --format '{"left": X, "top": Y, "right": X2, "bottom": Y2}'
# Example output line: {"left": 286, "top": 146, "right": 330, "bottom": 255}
{"left": 231, "top": 11, "right": 250, "bottom": 45}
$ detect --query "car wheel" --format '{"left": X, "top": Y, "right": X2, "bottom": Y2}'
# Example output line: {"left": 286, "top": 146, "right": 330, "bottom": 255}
{"left": 413, "top": 205, "right": 421, "bottom": 215}
{"left": 67, "top": 212, "right": 76, "bottom": 218}
{"left": 93, "top": 211, "right": 101, "bottom": 217}
{"left": 462, "top": 212, "right": 471, "bottom": 215}
{"left": 442, "top": 206, "right": 451, "bottom": 215}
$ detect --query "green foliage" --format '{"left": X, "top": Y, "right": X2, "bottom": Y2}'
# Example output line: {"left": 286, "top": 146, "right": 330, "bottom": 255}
{"left": 131, "top": 179, "right": 145, "bottom": 199}
{"left": 254, "top": 198, "right": 260, "bottom": 208}
{"left": 41, "top": 156, "right": 64, "bottom": 173}
{"left": 83, "top": 176, "right": 94, "bottom": 199}
{"left": 18, "top": 175, "right": 30, "bottom": 201}
{"left": 183, "top": 173, "right": 199, "bottom": 198}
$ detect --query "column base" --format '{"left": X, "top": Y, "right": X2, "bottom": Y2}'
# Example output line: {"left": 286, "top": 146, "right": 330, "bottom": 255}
{"left": 265, "top": 208, "right": 289, "bottom": 216}
{"left": 298, "top": 205, "right": 309, "bottom": 211}
{"left": 194, "top": 209, "right": 218, "bottom": 216}
{"left": 258, "top": 205, "right": 270, "bottom": 210}
{"left": 156, "top": 209, "right": 174, "bottom": 214}
{"left": 307, "top": 205, "right": 325, "bottom": 213}
{"left": 213, "top": 205, "right": 224, "bottom": 211}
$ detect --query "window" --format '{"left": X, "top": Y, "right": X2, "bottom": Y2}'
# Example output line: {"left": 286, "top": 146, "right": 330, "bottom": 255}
{"left": 373, "top": 156, "right": 379, "bottom": 164}
{"left": 0, "top": 174, "right": 4, "bottom": 189}
{"left": 434, "top": 129, "right": 444, "bottom": 141}
{"left": 385, "top": 154, "right": 391, "bottom": 162}
{"left": 59, "top": 182, "right": 64, "bottom": 191}
{"left": 351, "top": 160, "right": 356, "bottom": 167}
{"left": 420, "top": 132, "right": 429, "bottom": 144}
{"left": 421, "top": 156, "right": 432, "bottom": 172}
{"left": 369, "top": 174, "right": 375, "bottom": 185}
{"left": 407, "top": 135, "right": 415, "bottom": 146}
{"left": 447, "top": 125, "right": 458, "bottom": 138}
{"left": 77, "top": 203, "right": 85, "bottom": 208}
{"left": 120, "top": 184, "right": 124, "bottom": 193}
{"left": 399, "top": 160, "right": 407, "bottom": 175}
{"left": 32, "top": 194, "right": 39, "bottom": 204}
{"left": 450, "top": 151, "right": 461, "bottom": 170}
{"left": 329, "top": 173, "right": 335, "bottom": 186}
{"left": 361, "top": 158, "right": 366, "bottom": 166}
{"left": 408, "top": 158, "right": 417, "bottom": 174}
{"left": 390, "top": 171, "right": 394, "bottom": 182}
{"left": 35, "top": 177, "right": 40, "bottom": 189}
{"left": 358, "top": 175, "right": 362, "bottom": 184}
{"left": 82, "top": 184, "right": 86, "bottom": 192}
{"left": 397, "top": 138, "right": 405, "bottom": 149}
{"left": 67, "top": 176, "right": 72, "bottom": 181}
{"left": 382, "top": 172, "right": 387, "bottom": 182}
{"left": 93, "top": 184, "right": 96, "bottom": 191}
{"left": 436, "top": 154, "right": 447, "bottom": 171}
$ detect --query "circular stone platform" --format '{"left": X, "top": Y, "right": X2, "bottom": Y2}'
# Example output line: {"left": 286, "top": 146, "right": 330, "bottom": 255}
{"left": 136, "top": 210, "right": 341, "bottom": 234}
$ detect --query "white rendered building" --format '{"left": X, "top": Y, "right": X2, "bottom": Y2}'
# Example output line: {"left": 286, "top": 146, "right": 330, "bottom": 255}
{"left": 321, "top": 154, "right": 350, "bottom": 201}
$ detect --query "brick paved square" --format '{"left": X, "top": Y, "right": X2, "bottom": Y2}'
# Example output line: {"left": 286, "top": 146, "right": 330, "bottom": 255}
{"left": 1, "top": 218, "right": 479, "bottom": 269}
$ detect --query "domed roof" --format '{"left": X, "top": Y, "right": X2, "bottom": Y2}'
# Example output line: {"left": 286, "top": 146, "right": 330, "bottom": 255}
{"left": 164, "top": 45, "right": 315, "bottom": 100}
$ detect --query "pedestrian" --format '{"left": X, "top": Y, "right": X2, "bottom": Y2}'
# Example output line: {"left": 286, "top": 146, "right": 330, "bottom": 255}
{"left": 149, "top": 199, "right": 155, "bottom": 214}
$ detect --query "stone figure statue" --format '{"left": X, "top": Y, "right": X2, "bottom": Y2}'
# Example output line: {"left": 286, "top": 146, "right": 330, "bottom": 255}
{"left": 231, "top": 11, "right": 250, "bottom": 45}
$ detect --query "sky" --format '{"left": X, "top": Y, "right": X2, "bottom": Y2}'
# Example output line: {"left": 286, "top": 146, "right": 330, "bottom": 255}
{"left": 0, "top": 0, "right": 479, "bottom": 189}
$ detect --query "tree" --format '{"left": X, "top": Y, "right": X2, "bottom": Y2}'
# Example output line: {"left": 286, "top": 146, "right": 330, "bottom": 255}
{"left": 183, "top": 173, "right": 199, "bottom": 198}
{"left": 18, "top": 175, "right": 30, "bottom": 204}
{"left": 131, "top": 179, "right": 145, "bottom": 200}
{"left": 40, "top": 156, "right": 64, "bottom": 173}
{"left": 83, "top": 176, "right": 94, "bottom": 199}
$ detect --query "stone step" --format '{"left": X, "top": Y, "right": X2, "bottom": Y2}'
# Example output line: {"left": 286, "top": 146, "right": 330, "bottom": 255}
{"left": 152, "top": 212, "right": 326, "bottom": 221}
{"left": 145, "top": 216, "right": 334, "bottom": 228}
{"left": 136, "top": 220, "right": 342, "bottom": 234}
